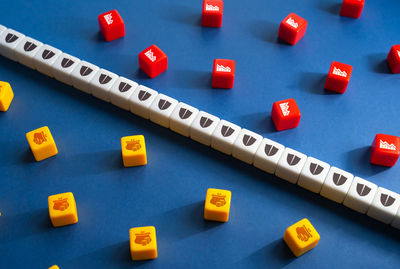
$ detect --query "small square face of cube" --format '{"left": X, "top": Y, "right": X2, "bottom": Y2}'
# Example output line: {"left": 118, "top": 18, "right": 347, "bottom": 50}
{"left": 26, "top": 126, "right": 58, "bottom": 161}
{"left": 343, "top": 177, "right": 377, "bottom": 214}
{"left": 298, "top": 157, "right": 330, "bottom": 193}
{"left": 231, "top": 129, "right": 262, "bottom": 164}
{"left": 0, "top": 28, "right": 25, "bottom": 61}
{"left": 278, "top": 13, "right": 307, "bottom": 45}
{"left": 212, "top": 59, "right": 235, "bottom": 89}
{"left": 211, "top": 120, "right": 241, "bottom": 155}
{"left": 253, "top": 138, "right": 285, "bottom": 174}
{"left": 90, "top": 69, "right": 119, "bottom": 102}
{"left": 52, "top": 53, "right": 80, "bottom": 86}
{"left": 121, "top": 135, "right": 147, "bottom": 167}
{"left": 169, "top": 102, "right": 199, "bottom": 137}
{"left": 387, "top": 45, "right": 400, "bottom": 74}
{"left": 324, "top": 61, "right": 352, "bottom": 93}
{"left": 149, "top": 94, "right": 178, "bottom": 128}
{"left": 271, "top": 98, "right": 301, "bottom": 131}
{"left": 98, "top": 10, "right": 125, "bottom": 42}
{"left": 70, "top": 61, "right": 100, "bottom": 94}
{"left": 283, "top": 218, "right": 320, "bottom": 257}
{"left": 367, "top": 187, "right": 400, "bottom": 224}
{"left": 129, "top": 85, "right": 158, "bottom": 119}
{"left": 109, "top": 77, "right": 138, "bottom": 110}
{"left": 340, "top": 0, "right": 365, "bottom": 19}
{"left": 129, "top": 226, "right": 157, "bottom": 261}
{"left": 190, "top": 111, "right": 220, "bottom": 146}
{"left": 204, "top": 188, "right": 231, "bottom": 222}
{"left": 275, "top": 148, "right": 307, "bottom": 184}
{"left": 370, "top": 134, "right": 400, "bottom": 167}
{"left": 320, "top": 167, "right": 354, "bottom": 203}
{"left": 138, "top": 45, "right": 168, "bottom": 78}
{"left": 33, "top": 45, "right": 62, "bottom": 77}
{"left": 14, "top": 37, "right": 43, "bottom": 69}
{"left": 0, "top": 81, "right": 14, "bottom": 112}
{"left": 48, "top": 192, "right": 78, "bottom": 227}
{"left": 202, "top": 0, "right": 224, "bottom": 28}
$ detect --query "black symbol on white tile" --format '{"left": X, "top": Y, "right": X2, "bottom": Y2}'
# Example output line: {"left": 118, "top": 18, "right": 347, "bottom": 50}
{"left": 61, "top": 58, "right": 74, "bottom": 68}
{"left": 380, "top": 194, "right": 396, "bottom": 207}
{"left": 179, "top": 108, "right": 192, "bottom": 119}
{"left": 264, "top": 144, "right": 279, "bottom": 157}
{"left": 42, "top": 50, "right": 55, "bottom": 60}
{"left": 80, "top": 66, "right": 93, "bottom": 76}
{"left": 356, "top": 183, "right": 371, "bottom": 197}
{"left": 309, "top": 163, "right": 324, "bottom": 176}
{"left": 221, "top": 126, "right": 234, "bottom": 137}
{"left": 138, "top": 90, "right": 151, "bottom": 101}
{"left": 287, "top": 154, "right": 300, "bottom": 166}
{"left": 158, "top": 99, "right": 171, "bottom": 110}
{"left": 24, "top": 42, "right": 37, "bottom": 52}
{"left": 5, "top": 33, "right": 18, "bottom": 43}
{"left": 119, "top": 82, "right": 132, "bottom": 92}
{"left": 332, "top": 173, "right": 347, "bottom": 186}
{"left": 99, "top": 74, "right": 112, "bottom": 84}
{"left": 200, "top": 117, "right": 213, "bottom": 128}
{"left": 243, "top": 135, "right": 256, "bottom": 146}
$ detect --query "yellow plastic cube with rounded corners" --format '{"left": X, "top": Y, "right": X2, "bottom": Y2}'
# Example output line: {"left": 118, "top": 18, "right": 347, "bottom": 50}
{"left": 129, "top": 226, "right": 158, "bottom": 261}
{"left": 48, "top": 266, "right": 59, "bottom": 269}
{"left": 0, "top": 81, "right": 14, "bottom": 112}
{"left": 26, "top": 126, "right": 58, "bottom": 161}
{"left": 283, "top": 218, "right": 320, "bottom": 257}
{"left": 204, "top": 188, "right": 231, "bottom": 222}
{"left": 121, "top": 135, "right": 147, "bottom": 167}
{"left": 48, "top": 192, "right": 78, "bottom": 227}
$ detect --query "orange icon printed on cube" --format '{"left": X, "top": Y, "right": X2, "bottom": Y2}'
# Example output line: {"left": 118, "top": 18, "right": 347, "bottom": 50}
{"left": 129, "top": 226, "right": 158, "bottom": 260}
{"left": 210, "top": 193, "right": 226, "bottom": 207}
{"left": 33, "top": 131, "right": 47, "bottom": 145}
{"left": 296, "top": 225, "right": 312, "bottom": 242}
{"left": 121, "top": 135, "right": 147, "bottom": 167}
{"left": 48, "top": 192, "right": 78, "bottom": 227}
{"left": 135, "top": 231, "right": 152, "bottom": 246}
{"left": 0, "top": 81, "right": 14, "bottom": 112}
{"left": 283, "top": 218, "right": 320, "bottom": 257}
{"left": 26, "top": 126, "right": 58, "bottom": 161}
{"left": 126, "top": 139, "right": 141, "bottom": 151}
{"left": 204, "top": 188, "right": 231, "bottom": 222}
{"left": 53, "top": 197, "right": 69, "bottom": 211}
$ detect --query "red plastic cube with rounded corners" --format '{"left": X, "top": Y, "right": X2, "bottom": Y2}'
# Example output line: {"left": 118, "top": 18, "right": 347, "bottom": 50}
{"left": 271, "top": 98, "right": 301, "bottom": 131}
{"left": 324, "top": 61, "right": 353, "bottom": 93}
{"left": 387, "top": 45, "right": 400, "bottom": 74}
{"left": 370, "top": 134, "right": 400, "bottom": 167}
{"left": 138, "top": 45, "right": 168, "bottom": 78}
{"left": 98, "top": 10, "right": 125, "bottom": 42}
{"left": 340, "top": 0, "right": 365, "bottom": 19}
{"left": 278, "top": 13, "right": 308, "bottom": 45}
{"left": 212, "top": 59, "right": 235, "bottom": 89}
{"left": 202, "top": 0, "right": 224, "bottom": 27}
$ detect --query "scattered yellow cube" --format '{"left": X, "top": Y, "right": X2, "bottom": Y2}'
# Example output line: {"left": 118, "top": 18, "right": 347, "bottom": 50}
{"left": 129, "top": 226, "right": 158, "bottom": 261}
{"left": 48, "top": 192, "right": 78, "bottom": 227}
{"left": 121, "top": 135, "right": 147, "bottom": 167}
{"left": 26, "top": 126, "right": 58, "bottom": 161}
{"left": 283, "top": 218, "right": 320, "bottom": 257}
{"left": 48, "top": 266, "right": 59, "bottom": 269}
{"left": 204, "top": 188, "right": 231, "bottom": 222}
{"left": 0, "top": 81, "right": 14, "bottom": 112}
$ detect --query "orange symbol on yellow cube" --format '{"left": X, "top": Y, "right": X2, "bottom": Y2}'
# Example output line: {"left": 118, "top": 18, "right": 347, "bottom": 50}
{"left": 126, "top": 139, "right": 141, "bottom": 151}
{"left": 210, "top": 193, "right": 226, "bottom": 207}
{"left": 33, "top": 131, "right": 47, "bottom": 145}
{"left": 296, "top": 225, "right": 312, "bottom": 242}
{"left": 135, "top": 231, "right": 152, "bottom": 246}
{"left": 53, "top": 197, "right": 69, "bottom": 211}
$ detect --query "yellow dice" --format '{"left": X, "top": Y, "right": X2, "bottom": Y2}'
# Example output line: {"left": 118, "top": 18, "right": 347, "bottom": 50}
{"left": 48, "top": 192, "right": 78, "bottom": 227}
{"left": 0, "top": 81, "right": 14, "bottom": 112}
{"left": 48, "top": 266, "right": 59, "bottom": 269}
{"left": 26, "top": 126, "right": 58, "bottom": 161}
{"left": 204, "top": 188, "right": 231, "bottom": 222}
{"left": 283, "top": 218, "right": 320, "bottom": 257}
{"left": 121, "top": 135, "right": 147, "bottom": 167}
{"left": 129, "top": 226, "right": 158, "bottom": 261}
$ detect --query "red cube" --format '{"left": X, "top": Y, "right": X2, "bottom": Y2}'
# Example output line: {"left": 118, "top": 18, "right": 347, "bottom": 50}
{"left": 340, "top": 0, "right": 365, "bottom": 19}
{"left": 278, "top": 13, "right": 307, "bottom": 45}
{"left": 324, "top": 61, "right": 353, "bottom": 93}
{"left": 98, "top": 10, "right": 125, "bottom": 42}
{"left": 138, "top": 45, "right": 168, "bottom": 78}
{"left": 387, "top": 45, "right": 400, "bottom": 74}
{"left": 202, "top": 0, "right": 224, "bottom": 28}
{"left": 212, "top": 59, "right": 235, "bottom": 89}
{"left": 370, "top": 134, "right": 400, "bottom": 167}
{"left": 271, "top": 98, "right": 301, "bottom": 131}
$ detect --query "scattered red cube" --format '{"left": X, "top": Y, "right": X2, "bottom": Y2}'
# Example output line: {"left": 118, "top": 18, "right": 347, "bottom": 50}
{"left": 370, "top": 134, "right": 400, "bottom": 167}
{"left": 271, "top": 98, "right": 301, "bottom": 131}
{"left": 138, "top": 45, "right": 168, "bottom": 78}
{"left": 278, "top": 13, "right": 308, "bottom": 45}
{"left": 340, "top": 0, "right": 365, "bottom": 19}
{"left": 324, "top": 61, "right": 353, "bottom": 93}
{"left": 212, "top": 59, "right": 235, "bottom": 89}
{"left": 387, "top": 45, "right": 400, "bottom": 74}
{"left": 202, "top": 0, "right": 224, "bottom": 28}
{"left": 98, "top": 10, "right": 125, "bottom": 42}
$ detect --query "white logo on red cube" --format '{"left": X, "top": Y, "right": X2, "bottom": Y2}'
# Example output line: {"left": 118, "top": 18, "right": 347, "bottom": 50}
{"left": 145, "top": 49, "right": 156, "bottom": 62}
{"left": 333, "top": 67, "right": 347, "bottom": 77}
{"left": 280, "top": 102, "right": 290, "bottom": 116}
{"left": 286, "top": 17, "right": 298, "bottom": 28}
{"left": 380, "top": 140, "right": 397, "bottom": 151}
{"left": 206, "top": 4, "right": 219, "bottom": 11}
{"left": 216, "top": 64, "right": 231, "bottom": 72}
{"left": 104, "top": 13, "right": 113, "bottom": 25}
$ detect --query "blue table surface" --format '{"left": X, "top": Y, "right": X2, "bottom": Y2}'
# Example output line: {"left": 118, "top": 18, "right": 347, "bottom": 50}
{"left": 1, "top": 0, "right": 400, "bottom": 268}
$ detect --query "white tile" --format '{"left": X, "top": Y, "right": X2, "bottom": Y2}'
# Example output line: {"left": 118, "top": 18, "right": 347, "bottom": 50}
{"left": 129, "top": 85, "right": 158, "bottom": 119}
{"left": 190, "top": 111, "right": 220, "bottom": 146}
{"left": 232, "top": 129, "right": 263, "bottom": 164}
{"left": 90, "top": 69, "right": 119, "bottom": 102}
{"left": 253, "top": 138, "right": 285, "bottom": 174}
{"left": 367, "top": 187, "right": 400, "bottom": 224}
{"left": 70, "top": 61, "right": 100, "bottom": 94}
{"left": 211, "top": 120, "right": 241, "bottom": 155}
{"left": 0, "top": 28, "right": 25, "bottom": 61}
{"left": 169, "top": 102, "right": 199, "bottom": 137}
{"left": 149, "top": 94, "right": 179, "bottom": 128}
{"left": 33, "top": 44, "right": 62, "bottom": 77}
{"left": 275, "top": 148, "right": 307, "bottom": 184}
{"left": 320, "top": 167, "right": 354, "bottom": 203}
{"left": 14, "top": 36, "right": 43, "bottom": 69}
{"left": 298, "top": 157, "right": 330, "bottom": 193}
{"left": 343, "top": 177, "right": 377, "bottom": 214}
{"left": 0, "top": 25, "right": 6, "bottom": 35}
{"left": 109, "top": 77, "right": 138, "bottom": 110}
{"left": 391, "top": 206, "right": 400, "bottom": 229}
{"left": 52, "top": 53, "right": 80, "bottom": 85}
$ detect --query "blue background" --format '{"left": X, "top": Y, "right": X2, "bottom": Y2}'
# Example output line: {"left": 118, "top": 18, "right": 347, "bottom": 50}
{"left": 1, "top": 0, "right": 400, "bottom": 268}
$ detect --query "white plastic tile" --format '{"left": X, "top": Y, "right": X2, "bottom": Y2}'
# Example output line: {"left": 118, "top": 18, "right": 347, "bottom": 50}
{"left": 52, "top": 53, "right": 80, "bottom": 85}
{"left": 367, "top": 187, "right": 400, "bottom": 224}
{"left": 0, "top": 25, "right": 5, "bottom": 35}
{"left": 320, "top": 167, "right": 354, "bottom": 203}
{"left": 14, "top": 36, "right": 43, "bottom": 69}
{"left": 211, "top": 120, "right": 241, "bottom": 155}
{"left": 253, "top": 138, "right": 285, "bottom": 174}
{"left": 149, "top": 94, "right": 178, "bottom": 128}
{"left": 343, "top": 177, "right": 377, "bottom": 214}
{"left": 70, "top": 61, "right": 100, "bottom": 94}
{"left": 109, "top": 77, "right": 138, "bottom": 110}
{"left": 0, "top": 28, "right": 25, "bottom": 61}
{"left": 169, "top": 102, "right": 199, "bottom": 137}
{"left": 298, "top": 157, "right": 330, "bottom": 193}
{"left": 33, "top": 44, "right": 62, "bottom": 77}
{"left": 129, "top": 85, "right": 158, "bottom": 119}
{"left": 391, "top": 206, "right": 400, "bottom": 229}
{"left": 275, "top": 148, "right": 307, "bottom": 184}
{"left": 90, "top": 69, "right": 119, "bottom": 102}
{"left": 232, "top": 129, "right": 263, "bottom": 164}
{"left": 190, "top": 111, "right": 220, "bottom": 146}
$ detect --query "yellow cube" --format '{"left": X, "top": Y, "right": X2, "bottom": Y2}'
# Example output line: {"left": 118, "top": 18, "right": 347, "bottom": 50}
{"left": 0, "top": 81, "right": 14, "bottom": 112}
{"left": 283, "top": 218, "right": 320, "bottom": 257}
{"left": 204, "top": 188, "right": 231, "bottom": 222}
{"left": 121, "top": 135, "right": 147, "bottom": 167}
{"left": 48, "top": 192, "right": 78, "bottom": 227}
{"left": 129, "top": 226, "right": 158, "bottom": 261}
{"left": 48, "top": 266, "right": 59, "bottom": 269}
{"left": 26, "top": 126, "right": 58, "bottom": 161}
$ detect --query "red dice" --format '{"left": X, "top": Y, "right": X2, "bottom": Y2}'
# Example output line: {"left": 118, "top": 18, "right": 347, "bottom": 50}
{"left": 387, "top": 45, "right": 400, "bottom": 74}
{"left": 138, "top": 45, "right": 168, "bottom": 78}
{"left": 370, "top": 134, "right": 400, "bottom": 167}
{"left": 278, "top": 13, "right": 308, "bottom": 45}
{"left": 271, "top": 98, "right": 301, "bottom": 131}
{"left": 340, "top": 0, "right": 365, "bottom": 19}
{"left": 324, "top": 61, "right": 353, "bottom": 93}
{"left": 98, "top": 10, "right": 125, "bottom": 42}
{"left": 202, "top": 0, "right": 224, "bottom": 27}
{"left": 212, "top": 59, "right": 235, "bottom": 89}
